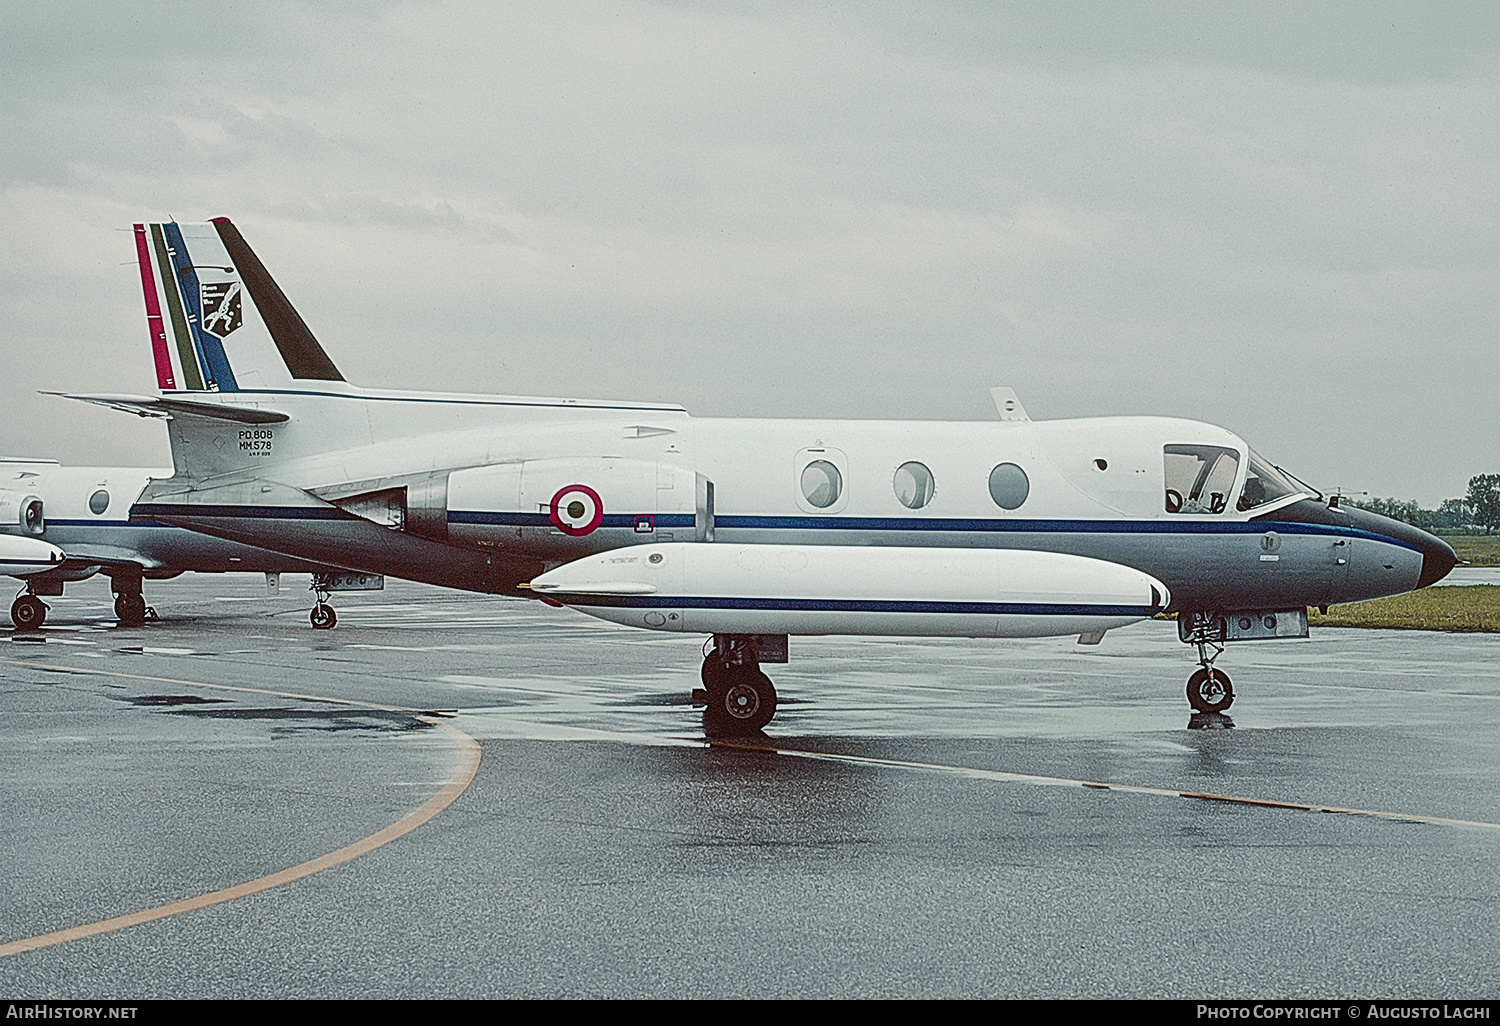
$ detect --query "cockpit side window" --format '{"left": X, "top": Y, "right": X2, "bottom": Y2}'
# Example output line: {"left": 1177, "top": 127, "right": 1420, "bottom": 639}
{"left": 1237, "top": 450, "right": 1306, "bottom": 512}
{"left": 1164, "top": 444, "right": 1239, "bottom": 514}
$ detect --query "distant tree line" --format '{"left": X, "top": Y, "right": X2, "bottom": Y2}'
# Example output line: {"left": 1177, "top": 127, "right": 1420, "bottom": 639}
{"left": 1349, "top": 474, "right": 1500, "bottom": 535}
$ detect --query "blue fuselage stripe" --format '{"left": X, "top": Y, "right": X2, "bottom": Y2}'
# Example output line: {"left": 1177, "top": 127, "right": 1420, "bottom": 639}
{"left": 447, "top": 511, "right": 696, "bottom": 529}
{"left": 132, "top": 504, "right": 351, "bottom": 521}
{"left": 558, "top": 595, "right": 1155, "bottom": 616}
{"left": 713, "top": 514, "right": 1420, "bottom": 550}
{"left": 130, "top": 503, "right": 1421, "bottom": 552}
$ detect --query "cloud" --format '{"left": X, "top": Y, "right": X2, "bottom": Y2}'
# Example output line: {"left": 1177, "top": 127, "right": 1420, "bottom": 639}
{"left": 0, "top": 1, "right": 1495, "bottom": 503}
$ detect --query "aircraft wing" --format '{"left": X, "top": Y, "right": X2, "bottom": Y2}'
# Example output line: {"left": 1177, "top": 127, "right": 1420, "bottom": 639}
{"left": 47, "top": 544, "right": 167, "bottom": 570}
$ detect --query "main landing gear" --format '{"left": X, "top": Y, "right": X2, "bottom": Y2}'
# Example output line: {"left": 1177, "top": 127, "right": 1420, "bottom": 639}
{"left": 110, "top": 575, "right": 156, "bottom": 628}
{"left": 10, "top": 591, "right": 48, "bottom": 631}
{"left": 698, "top": 634, "right": 784, "bottom": 736}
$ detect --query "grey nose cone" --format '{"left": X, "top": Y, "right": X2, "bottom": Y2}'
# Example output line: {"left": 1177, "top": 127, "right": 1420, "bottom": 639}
{"left": 1417, "top": 534, "right": 1458, "bottom": 589}
{"left": 1340, "top": 505, "right": 1457, "bottom": 588}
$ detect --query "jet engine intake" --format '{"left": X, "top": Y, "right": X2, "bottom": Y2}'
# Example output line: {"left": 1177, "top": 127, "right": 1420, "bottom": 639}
{"left": 320, "top": 474, "right": 451, "bottom": 542}
{"left": 0, "top": 491, "right": 45, "bottom": 535}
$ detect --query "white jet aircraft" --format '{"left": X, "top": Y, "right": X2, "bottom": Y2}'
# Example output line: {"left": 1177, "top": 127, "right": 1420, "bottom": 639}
{"left": 50, "top": 219, "right": 1456, "bottom": 734}
{"left": 1, "top": 457, "right": 363, "bottom": 629}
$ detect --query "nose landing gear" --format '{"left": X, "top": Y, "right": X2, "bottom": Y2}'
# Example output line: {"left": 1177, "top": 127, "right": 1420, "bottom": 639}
{"left": 1178, "top": 611, "right": 1236, "bottom": 720}
{"left": 310, "top": 578, "right": 337, "bottom": 630}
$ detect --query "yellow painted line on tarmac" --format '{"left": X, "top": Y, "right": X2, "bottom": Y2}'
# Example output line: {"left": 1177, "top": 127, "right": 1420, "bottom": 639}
{"left": 709, "top": 740, "right": 1500, "bottom": 831}
{"left": 0, "top": 658, "right": 482, "bottom": 958}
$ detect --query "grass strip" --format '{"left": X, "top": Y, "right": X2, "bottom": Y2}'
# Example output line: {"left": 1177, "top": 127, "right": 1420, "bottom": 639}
{"left": 1445, "top": 535, "right": 1500, "bottom": 567}
{"left": 1309, "top": 585, "right": 1500, "bottom": 632}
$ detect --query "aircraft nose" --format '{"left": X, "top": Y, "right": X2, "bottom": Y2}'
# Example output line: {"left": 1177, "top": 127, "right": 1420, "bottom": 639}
{"left": 1416, "top": 533, "right": 1459, "bottom": 588}
{"left": 1341, "top": 505, "right": 1457, "bottom": 588}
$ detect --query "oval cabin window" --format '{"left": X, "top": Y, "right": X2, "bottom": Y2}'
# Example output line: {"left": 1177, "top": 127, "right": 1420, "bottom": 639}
{"left": 988, "top": 463, "right": 1029, "bottom": 510}
{"left": 88, "top": 489, "right": 110, "bottom": 515}
{"left": 800, "top": 460, "right": 842, "bottom": 509}
{"left": 893, "top": 462, "right": 934, "bottom": 510}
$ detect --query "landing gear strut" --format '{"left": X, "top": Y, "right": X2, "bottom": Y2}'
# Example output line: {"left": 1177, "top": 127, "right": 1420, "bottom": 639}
{"left": 700, "top": 634, "right": 782, "bottom": 736}
{"left": 10, "top": 592, "right": 47, "bottom": 631}
{"left": 1178, "top": 611, "right": 1235, "bottom": 714}
{"left": 310, "top": 577, "right": 337, "bottom": 629}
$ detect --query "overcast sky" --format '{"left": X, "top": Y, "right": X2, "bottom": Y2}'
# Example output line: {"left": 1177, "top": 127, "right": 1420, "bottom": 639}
{"left": 2, "top": 1, "right": 1495, "bottom": 505}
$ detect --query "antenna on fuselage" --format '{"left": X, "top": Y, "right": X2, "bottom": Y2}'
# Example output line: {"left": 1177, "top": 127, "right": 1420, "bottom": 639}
{"left": 990, "top": 387, "right": 1030, "bottom": 422}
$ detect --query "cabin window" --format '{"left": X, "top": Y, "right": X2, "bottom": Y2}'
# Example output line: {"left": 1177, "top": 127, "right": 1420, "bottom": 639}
{"left": 1163, "top": 445, "right": 1239, "bottom": 514}
{"left": 988, "top": 463, "right": 1029, "bottom": 510}
{"left": 893, "top": 462, "right": 935, "bottom": 509}
{"left": 800, "top": 460, "right": 842, "bottom": 509}
{"left": 88, "top": 489, "right": 110, "bottom": 515}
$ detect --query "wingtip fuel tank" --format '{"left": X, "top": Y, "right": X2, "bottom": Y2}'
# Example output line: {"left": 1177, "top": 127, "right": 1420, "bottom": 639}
{"left": 0, "top": 535, "right": 66, "bottom": 578}
{"left": 531, "top": 542, "right": 1170, "bottom": 639}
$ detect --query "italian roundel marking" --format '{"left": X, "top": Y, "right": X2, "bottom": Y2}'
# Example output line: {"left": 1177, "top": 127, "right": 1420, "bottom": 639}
{"left": 549, "top": 484, "right": 604, "bottom": 536}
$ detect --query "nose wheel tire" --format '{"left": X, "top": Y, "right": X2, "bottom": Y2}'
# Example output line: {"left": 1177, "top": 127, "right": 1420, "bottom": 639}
{"left": 310, "top": 603, "right": 337, "bottom": 630}
{"left": 703, "top": 664, "right": 778, "bottom": 736}
{"left": 1187, "top": 667, "right": 1234, "bottom": 713}
{"left": 11, "top": 595, "right": 47, "bottom": 631}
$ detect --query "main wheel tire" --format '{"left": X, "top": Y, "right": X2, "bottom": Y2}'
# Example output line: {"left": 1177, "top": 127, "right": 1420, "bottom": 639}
{"left": 701, "top": 654, "right": 726, "bottom": 689}
{"left": 1186, "top": 667, "right": 1234, "bottom": 713}
{"left": 703, "top": 666, "right": 777, "bottom": 736}
{"left": 115, "top": 592, "right": 146, "bottom": 627}
{"left": 11, "top": 595, "right": 46, "bottom": 631}
{"left": 310, "top": 603, "right": 337, "bottom": 630}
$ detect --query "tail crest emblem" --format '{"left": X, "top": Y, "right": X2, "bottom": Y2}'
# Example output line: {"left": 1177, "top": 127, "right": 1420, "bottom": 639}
{"left": 200, "top": 281, "right": 243, "bottom": 338}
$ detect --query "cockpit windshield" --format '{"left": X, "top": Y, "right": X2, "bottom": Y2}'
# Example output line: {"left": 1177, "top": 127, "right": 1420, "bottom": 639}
{"left": 1237, "top": 450, "right": 1312, "bottom": 511}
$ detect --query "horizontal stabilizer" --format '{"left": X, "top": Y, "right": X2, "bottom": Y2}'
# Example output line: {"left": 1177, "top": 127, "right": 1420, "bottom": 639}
{"left": 43, "top": 392, "right": 289, "bottom": 424}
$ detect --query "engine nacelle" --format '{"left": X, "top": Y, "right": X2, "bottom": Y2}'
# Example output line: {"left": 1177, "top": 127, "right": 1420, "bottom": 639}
{"left": 324, "top": 459, "right": 700, "bottom": 557}
{"left": 0, "top": 490, "right": 45, "bottom": 535}
{"left": 531, "top": 542, "right": 1170, "bottom": 639}
{"left": 446, "top": 457, "right": 698, "bottom": 557}
{"left": 0, "top": 533, "right": 66, "bottom": 577}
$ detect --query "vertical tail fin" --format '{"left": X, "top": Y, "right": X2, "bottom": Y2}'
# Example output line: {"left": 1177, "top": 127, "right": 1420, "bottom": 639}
{"left": 131, "top": 219, "right": 345, "bottom": 393}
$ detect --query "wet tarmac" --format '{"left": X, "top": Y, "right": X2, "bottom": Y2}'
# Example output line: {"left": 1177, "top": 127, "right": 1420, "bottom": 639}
{"left": 1, "top": 575, "right": 1496, "bottom": 998}
{"left": 1434, "top": 567, "right": 1500, "bottom": 586}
